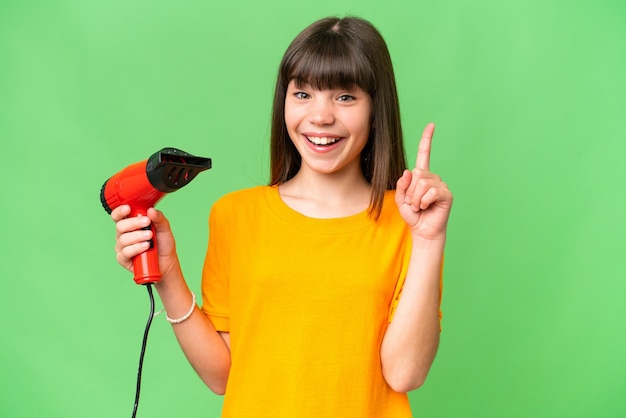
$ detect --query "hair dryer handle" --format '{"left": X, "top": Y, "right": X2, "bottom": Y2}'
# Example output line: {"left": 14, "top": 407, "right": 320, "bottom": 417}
{"left": 131, "top": 210, "right": 162, "bottom": 285}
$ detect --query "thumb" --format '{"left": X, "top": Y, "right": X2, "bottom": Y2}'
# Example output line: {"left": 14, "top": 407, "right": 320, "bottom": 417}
{"left": 147, "top": 207, "right": 171, "bottom": 232}
{"left": 395, "top": 170, "right": 411, "bottom": 207}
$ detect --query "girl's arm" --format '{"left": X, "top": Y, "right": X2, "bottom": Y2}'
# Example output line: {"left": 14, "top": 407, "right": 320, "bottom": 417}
{"left": 381, "top": 123, "right": 452, "bottom": 393}
{"left": 113, "top": 205, "right": 231, "bottom": 394}
{"left": 380, "top": 234, "right": 444, "bottom": 392}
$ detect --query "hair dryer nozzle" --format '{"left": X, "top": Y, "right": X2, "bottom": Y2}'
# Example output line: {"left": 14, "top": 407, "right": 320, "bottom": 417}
{"left": 147, "top": 148, "right": 212, "bottom": 193}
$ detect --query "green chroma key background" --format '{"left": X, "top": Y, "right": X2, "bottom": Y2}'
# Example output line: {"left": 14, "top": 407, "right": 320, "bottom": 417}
{"left": 1, "top": 0, "right": 624, "bottom": 417}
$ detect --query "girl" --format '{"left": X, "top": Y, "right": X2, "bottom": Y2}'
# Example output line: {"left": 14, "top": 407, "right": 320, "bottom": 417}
{"left": 112, "top": 16, "right": 452, "bottom": 417}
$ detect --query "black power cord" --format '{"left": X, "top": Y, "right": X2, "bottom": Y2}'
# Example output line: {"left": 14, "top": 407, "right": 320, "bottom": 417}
{"left": 131, "top": 283, "right": 156, "bottom": 418}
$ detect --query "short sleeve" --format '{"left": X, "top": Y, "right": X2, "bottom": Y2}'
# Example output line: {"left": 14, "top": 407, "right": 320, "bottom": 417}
{"left": 200, "top": 199, "right": 231, "bottom": 332}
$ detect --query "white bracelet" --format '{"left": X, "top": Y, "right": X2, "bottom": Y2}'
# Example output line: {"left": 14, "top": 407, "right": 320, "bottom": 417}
{"left": 166, "top": 291, "right": 196, "bottom": 324}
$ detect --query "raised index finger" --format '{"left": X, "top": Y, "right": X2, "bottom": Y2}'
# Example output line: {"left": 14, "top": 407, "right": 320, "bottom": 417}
{"left": 416, "top": 122, "right": 435, "bottom": 170}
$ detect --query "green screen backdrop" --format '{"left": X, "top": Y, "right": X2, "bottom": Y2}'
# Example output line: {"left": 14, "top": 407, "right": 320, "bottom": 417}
{"left": 1, "top": 0, "right": 625, "bottom": 417}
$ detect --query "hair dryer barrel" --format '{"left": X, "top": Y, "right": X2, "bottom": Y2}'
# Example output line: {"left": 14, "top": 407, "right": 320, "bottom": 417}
{"left": 100, "top": 148, "right": 212, "bottom": 285}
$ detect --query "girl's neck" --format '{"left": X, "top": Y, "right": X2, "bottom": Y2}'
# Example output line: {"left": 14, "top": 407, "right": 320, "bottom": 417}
{"left": 278, "top": 166, "right": 372, "bottom": 219}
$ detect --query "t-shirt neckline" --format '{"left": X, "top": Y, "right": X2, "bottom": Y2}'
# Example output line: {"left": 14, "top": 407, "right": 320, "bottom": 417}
{"left": 262, "top": 185, "right": 375, "bottom": 234}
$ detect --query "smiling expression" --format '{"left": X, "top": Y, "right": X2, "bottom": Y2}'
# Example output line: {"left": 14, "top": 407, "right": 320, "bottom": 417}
{"left": 284, "top": 80, "right": 373, "bottom": 177}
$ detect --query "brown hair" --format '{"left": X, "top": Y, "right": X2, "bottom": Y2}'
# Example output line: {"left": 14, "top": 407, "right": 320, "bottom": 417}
{"left": 270, "top": 16, "right": 407, "bottom": 218}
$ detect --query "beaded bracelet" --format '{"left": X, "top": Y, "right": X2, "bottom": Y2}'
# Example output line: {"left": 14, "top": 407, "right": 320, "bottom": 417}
{"left": 166, "top": 291, "right": 196, "bottom": 324}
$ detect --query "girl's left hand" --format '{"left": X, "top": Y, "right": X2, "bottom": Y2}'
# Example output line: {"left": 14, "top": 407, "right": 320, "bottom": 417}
{"left": 395, "top": 123, "right": 453, "bottom": 240}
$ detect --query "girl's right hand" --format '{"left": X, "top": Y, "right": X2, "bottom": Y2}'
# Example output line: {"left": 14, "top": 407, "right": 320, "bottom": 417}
{"left": 111, "top": 205, "right": 180, "bottom": 281}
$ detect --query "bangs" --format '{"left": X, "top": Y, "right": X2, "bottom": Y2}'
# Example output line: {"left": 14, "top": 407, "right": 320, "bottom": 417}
{"left": 285, "top": 34, "right": 376, "bottom": 93}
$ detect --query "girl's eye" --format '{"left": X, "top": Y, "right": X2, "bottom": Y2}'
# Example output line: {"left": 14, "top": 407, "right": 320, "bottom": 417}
{"left": 294, "top": 92, "right": 310, "bottom": 99}
{"left": 337, "top": 94, "right": 355, "bottom": 102}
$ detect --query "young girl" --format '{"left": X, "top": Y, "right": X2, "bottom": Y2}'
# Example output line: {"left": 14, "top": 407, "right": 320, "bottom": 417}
{"left": 112, "top": 16, "right": 452, "bottom": 417}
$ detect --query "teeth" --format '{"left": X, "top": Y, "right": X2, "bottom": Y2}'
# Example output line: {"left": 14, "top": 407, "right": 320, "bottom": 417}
{"left": 307, "top": 136, "right": 340, "bottom": 146}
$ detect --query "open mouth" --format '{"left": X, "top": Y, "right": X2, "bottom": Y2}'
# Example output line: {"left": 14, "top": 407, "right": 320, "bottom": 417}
{"left": 306, "top": 136, "right": 343, "bottom": 146}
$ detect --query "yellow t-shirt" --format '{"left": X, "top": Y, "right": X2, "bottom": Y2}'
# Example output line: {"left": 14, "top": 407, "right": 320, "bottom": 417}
{"left": 201, "top": 185, "right": 439, "bottom": 417}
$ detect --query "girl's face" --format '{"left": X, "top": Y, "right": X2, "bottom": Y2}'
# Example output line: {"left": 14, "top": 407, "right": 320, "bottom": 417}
{"left": 284, "top": 80, "right": 372, "bottom": 177}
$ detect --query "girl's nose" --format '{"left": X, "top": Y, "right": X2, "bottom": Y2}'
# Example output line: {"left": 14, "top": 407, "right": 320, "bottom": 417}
{"left": 308, "top": 99, "right": 335, "bottom": 126}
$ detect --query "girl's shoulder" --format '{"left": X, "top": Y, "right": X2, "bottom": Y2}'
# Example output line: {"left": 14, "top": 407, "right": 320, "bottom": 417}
{"left": 210, "top": 185, "right": 275, "bottom": 218}
{"left": 215, "top": 185, "right": 269, "bottom": 205}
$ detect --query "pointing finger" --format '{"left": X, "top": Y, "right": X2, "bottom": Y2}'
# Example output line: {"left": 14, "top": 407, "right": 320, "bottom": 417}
{"left": 416, "top": 122, "right": 435, "bottom": 170}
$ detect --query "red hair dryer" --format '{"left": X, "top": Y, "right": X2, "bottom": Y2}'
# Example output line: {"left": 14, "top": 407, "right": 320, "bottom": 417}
{"left": 100, "top": 148, "right": 211, "bottom": 285}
